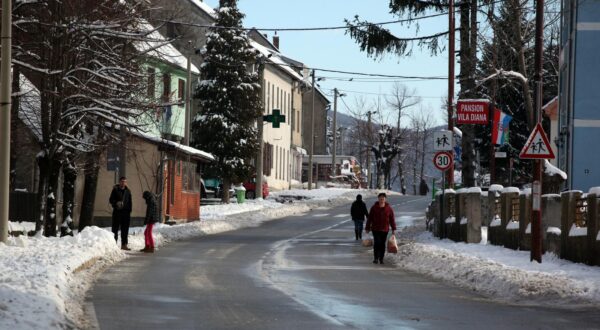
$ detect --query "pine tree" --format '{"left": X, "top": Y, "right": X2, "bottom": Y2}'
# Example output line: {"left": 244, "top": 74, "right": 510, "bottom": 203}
{"left": 192, "top": 0, "right": 261, "bottom": 203}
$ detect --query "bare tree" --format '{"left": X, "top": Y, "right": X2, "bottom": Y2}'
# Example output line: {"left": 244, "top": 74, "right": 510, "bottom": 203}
{"left": 13, "top": 0, "right": 157, "bottom": 235}
{"left": 386, "top": 83, "right": 420, "bottom": 192}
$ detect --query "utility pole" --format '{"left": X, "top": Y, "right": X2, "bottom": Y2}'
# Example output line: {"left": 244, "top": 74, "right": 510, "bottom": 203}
{"left": 331, "top": 88, "right": 345, "bottom": 178}
{"left": 0, "top": 0, "right": 12, "bottom": 243}
{"left": 447, "top": 0, "right": 455, "bottom": 189}
{"left": 366, "top": 111, "right": 374, "bottom": 189}
{"left": 256, "top": 59, "right": 265, "bottom": 199}
{"left": 308, "top": 69, "right": 316, "bottom": 190}
{"left": 531, "top": 0, "right": 545, "bottom": 263}
{"left": 332, "top": 88, "right": 338, "bottom": 178}
{"left": 184, "top": 42, "right": 192, "bottom": 146}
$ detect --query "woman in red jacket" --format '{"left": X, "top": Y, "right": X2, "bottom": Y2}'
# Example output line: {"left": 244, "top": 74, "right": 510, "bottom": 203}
{"left": 365, "top": 193, "right": 396, "bottom": 264}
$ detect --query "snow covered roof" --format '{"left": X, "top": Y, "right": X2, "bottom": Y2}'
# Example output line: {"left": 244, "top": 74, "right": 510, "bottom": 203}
{"left": 250, "top": 40, "right": 304, "bottom": 82}
{"left": 136, "top": 22, "right": 199, "bottom": 74}
{"left": 189, "top": 0, "right": 217, "bottom": 18}
{"left": 18, "top": 75, "right": 42, "bottom": 141}
{"left": 131, "top": 129, "right": 215, "bottom": 162}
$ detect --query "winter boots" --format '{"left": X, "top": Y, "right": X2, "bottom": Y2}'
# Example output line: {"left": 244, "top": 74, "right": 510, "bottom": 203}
{"left": 139, "top": 246, "right": 155, "bottom": 253}
{"left": 121, "top": 244, "right": 131, "bottom": 251}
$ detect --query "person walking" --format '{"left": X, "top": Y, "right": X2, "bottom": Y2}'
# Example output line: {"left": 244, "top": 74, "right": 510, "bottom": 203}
{"left": 350, "top": 194, "right": 369, "bottom": 240}
{"left": 365, "top": 192, "right": 396, "bottom": 264}
{"left": 141, "top": 191, "right": 159, "bottom": 253}
{"left": 109, "top": 177, "right": 132, "bottom": 250}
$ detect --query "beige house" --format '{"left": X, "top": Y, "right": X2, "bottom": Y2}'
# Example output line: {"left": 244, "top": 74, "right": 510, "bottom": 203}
{"left": 250, "top": 31, "right": 306, "bottom": 191}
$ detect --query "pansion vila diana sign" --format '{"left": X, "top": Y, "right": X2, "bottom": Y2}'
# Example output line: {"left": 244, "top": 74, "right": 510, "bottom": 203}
{"left": 456, "top": 99, "right": 490, "bottom": 124}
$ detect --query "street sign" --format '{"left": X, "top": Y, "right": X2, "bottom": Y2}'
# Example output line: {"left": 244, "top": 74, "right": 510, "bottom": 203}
{"left": 494, "top": 151, "right": 507, "bottom": 158}
{"left": 433, "top": 151, "right": 453, "bottom": 171}
{"left": 263, "top": 109, "right": 286, "bottom": 128}
{"left": 433, "top": 130, "right": 453, "bottom": 151}
{"left": 457, "top": 99, "right": 490, "bottom": 124}
{"left": 519, "top": 123, "right": 555, "bottom": 159}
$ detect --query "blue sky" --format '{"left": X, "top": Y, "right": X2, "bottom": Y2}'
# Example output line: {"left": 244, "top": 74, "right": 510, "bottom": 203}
{"left": 203, "top": 0, "right": 452, "bottom": 126}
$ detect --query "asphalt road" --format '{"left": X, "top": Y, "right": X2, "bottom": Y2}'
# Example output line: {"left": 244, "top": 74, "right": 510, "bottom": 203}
{"left": 89, "top": 195, "right": 600, "bottom": 329}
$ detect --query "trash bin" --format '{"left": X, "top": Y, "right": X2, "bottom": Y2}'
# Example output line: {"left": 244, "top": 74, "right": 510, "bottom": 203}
{"left": 234, "top": 185, "right": 246, "bottom": 204}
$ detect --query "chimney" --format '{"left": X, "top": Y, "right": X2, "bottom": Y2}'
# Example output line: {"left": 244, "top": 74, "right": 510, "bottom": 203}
{"left": 273, "top": 33, "right": 280, "bottom": 50}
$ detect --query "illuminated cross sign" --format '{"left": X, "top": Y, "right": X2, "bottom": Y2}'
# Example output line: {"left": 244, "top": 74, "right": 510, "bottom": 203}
{"left": 263, "top": 109, "right": 285, "bottom": 128}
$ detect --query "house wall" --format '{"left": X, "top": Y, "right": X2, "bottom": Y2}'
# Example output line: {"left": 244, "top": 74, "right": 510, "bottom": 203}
{"left": 93, "top": 136, "right": 162, "bottom": 226}
{"left": 302, "top": 90, "right": 329, "bottom": 156}
{"left": 559, "top": 0, "right": 600, "bottom": 191}
{"left": 263, "top": 66, "right": 293, "bottom": 190}
{"left": 142, "top": 61, "right": 190, "bottom": 141}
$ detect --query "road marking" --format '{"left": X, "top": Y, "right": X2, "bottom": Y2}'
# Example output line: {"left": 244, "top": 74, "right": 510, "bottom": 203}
{"left": 312, "top": 213, "right": 329, "bottom": 217}
{"left": 334, "top": 214, "right": 348, "bottom": 218}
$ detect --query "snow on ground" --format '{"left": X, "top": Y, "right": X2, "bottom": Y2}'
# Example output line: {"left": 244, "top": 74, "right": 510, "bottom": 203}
{"left": 8, "top": 187, "right": 600, "bottom": 329}
{"left": 0, "top": 188, "right": 374, "bottom": 329}
{"left": 394, "top": 218, "right": 600, "bottom": 307}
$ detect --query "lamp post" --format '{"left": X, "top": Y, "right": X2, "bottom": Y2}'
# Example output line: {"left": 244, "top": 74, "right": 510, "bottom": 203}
{"left": 308, "top": 69, "right": 316, "bottom": 190}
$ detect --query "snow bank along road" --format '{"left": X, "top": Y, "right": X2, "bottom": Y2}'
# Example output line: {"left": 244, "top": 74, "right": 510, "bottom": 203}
{"left": 89, "top": 195, "right": 600, "bottom": 329}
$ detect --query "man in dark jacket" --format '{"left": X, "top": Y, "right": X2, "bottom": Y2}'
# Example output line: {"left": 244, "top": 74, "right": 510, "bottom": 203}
{"left": 365, "top": 192, "right": 397, "bottom": 264}
{"left": 350, "top": 194, "right": 369, "bottom": 240}
{"left": 141, "top": 191, "right": 159, "bottom": 253}
{"left": 109, "top": 177, "right": 132, "bottom": 250}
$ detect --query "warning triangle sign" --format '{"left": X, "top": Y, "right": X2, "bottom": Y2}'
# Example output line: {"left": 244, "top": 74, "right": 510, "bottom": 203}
{"left": 519, "top": 123, "right": 555, "bottom": 159}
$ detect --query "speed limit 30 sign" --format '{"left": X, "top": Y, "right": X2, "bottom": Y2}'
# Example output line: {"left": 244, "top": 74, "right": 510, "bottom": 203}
{"left": 433, "top": 151, "right": 453, "bottom": 172}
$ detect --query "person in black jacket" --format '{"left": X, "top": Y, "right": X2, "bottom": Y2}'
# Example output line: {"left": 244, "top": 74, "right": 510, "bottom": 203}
{"left": 109, "top": 177, "right": 133, "bottom": 250}
{"left": 141, "top": 191, "right": 159, "bottom": 253}
{"left": 350, "top": 194, "right": 369, "bottom": 240}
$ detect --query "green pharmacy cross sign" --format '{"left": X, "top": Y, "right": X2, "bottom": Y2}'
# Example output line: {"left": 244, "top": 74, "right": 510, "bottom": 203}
{"left": 263, "top": 109, "right": 285, "bottom": 128}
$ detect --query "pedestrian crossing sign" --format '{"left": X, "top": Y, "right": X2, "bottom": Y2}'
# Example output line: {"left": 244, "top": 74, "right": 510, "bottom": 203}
{"left": 519, "top": 123, "right": 555, "bottom": 159}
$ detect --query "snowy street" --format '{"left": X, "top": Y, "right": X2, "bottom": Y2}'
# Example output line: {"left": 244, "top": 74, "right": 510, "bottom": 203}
{"left": 88, "top": 194, "right": 600, "bottom": 329}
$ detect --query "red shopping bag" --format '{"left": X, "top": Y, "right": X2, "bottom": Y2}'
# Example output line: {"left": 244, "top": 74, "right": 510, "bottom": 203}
{"left": 387, "top": 234, "right": 398, "bottom": 253}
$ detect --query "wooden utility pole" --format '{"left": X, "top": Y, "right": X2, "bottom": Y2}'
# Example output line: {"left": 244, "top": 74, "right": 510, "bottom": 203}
{"left": 0, "top": 0, "right": 12, "bottom": 243}
{"left": 256, "top": 60, "right": 265, "bottom": 198}
{"left": 531, "top": 0, "right": 545, "bottom": 263}
{"left": 447, "top": 0, "right": 455, "bottom": 188}
{"left": 308, "top": 70, "right": 316, "bottom": 190}
{"left": 366, "top": 111, "right": 374, "bottom": 189}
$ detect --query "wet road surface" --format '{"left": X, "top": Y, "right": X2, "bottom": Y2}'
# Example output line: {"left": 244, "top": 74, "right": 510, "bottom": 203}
{"left": 89, "top": 195, "right": 600, "bottom": 329}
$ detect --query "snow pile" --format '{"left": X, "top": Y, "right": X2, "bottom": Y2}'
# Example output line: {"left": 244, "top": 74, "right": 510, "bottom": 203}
{"left": 0, "top": 227, "right": 123, "bottom": 329}
{"left": 0, "top": 188, "right": 368, "bottom": 329}
{"left": 544, "top": 160, "right": 567, "bottom": 180}
{"left": 395, "top": 229, "right": 600, "bottom": 306}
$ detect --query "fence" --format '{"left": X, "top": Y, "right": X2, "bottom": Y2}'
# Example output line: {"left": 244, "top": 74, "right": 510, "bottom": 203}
{"left": 428, "top": 186, "right": 600, "bottom": 266}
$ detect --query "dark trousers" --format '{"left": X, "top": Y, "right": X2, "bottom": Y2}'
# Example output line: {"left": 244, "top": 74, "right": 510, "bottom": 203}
{"left": 112, "top": 212, "right": 131, "bottom": 246}
{"left": 353, "top": 220, "right": 364, "bottom": 239}
{"left": 372, "top": 231, "right": 388, "bottom": 262}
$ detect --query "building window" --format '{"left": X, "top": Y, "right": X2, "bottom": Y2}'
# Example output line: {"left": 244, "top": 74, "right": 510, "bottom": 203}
{"left": 271, "top": 84, "right": 274, "bottom": 110}
{"left": 263, "top": 143, "right": 272, "bottom": 176}
{"left": 147, "top": 68, "right": 156, "bottom": 98}
{"left": 162, "top": 73, "right": 171, "bottom": 102}
{"left": 178, "top": 79, "right": 185, "bottom": 101}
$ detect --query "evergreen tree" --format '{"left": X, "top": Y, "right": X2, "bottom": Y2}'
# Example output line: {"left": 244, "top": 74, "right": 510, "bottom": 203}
{"left": 192, "top": 0, "right": 261, "bottom": 202}
{"left": 475, "top": 1, "right": 558, "bottom": 186}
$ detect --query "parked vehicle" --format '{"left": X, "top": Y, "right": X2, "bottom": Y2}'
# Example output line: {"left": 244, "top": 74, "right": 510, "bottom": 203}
{"left": 243, "top": 178, "right": 269, "bottom": 199}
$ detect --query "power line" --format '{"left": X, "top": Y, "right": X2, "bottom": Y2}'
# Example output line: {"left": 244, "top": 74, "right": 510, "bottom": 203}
{"left": 324, "top": 87, "right": 444, "bottom": 99}
{"left": 158, "top": 11, "right": 450, "bottom": 32}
